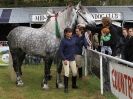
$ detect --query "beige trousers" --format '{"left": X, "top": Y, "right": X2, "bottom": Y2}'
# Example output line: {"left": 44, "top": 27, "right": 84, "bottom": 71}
{"left": 62, "top": 60, "right": 77, "bottom": 77}
{"left": 75, "top": 55, "right": 84, "bottom": 68}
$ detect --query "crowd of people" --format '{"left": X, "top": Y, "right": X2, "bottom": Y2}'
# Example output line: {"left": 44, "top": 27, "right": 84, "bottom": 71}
{"left": 59, "top": 16, "right": 133, "bottom": 93}
{"left": 91, "top": 22, "right": 133, "bottom": 62}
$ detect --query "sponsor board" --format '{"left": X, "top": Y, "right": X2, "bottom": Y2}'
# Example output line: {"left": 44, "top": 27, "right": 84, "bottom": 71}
{"left": 31, "top": 15, "right": 47, "bottom": 22}
{"left": 0, "top": 46, "right": 9, "bottom": 66}
{"left": 91, "top": 13, "right": 122, "bottom": 20}
{"left": 110, "top": 61, "right": 133, "bottom": 99}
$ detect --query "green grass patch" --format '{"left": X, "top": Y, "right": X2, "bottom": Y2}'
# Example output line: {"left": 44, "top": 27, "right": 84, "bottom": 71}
{"left": 0, "top": 65, "right": 117, "bottom": 99}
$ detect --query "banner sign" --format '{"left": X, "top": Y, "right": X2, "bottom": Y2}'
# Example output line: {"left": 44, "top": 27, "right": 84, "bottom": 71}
{"left": 31, "top": 13, "right": 122, "bottom": 23}
{"left": 0, "top": 46, "right": 9, "bottom": 66}
{"left": 91, "top": 13, "right": 122, "bottom": 20}
{"left": 110, "top": 61, "right": 133, "bottom": 99}
{"left": 31, "top": 15, "right": 47, "bottom": 22}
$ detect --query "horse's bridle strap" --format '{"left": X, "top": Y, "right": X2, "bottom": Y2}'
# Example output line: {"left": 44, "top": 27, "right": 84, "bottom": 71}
{"left": 76, "top": 10, "right": 90, "bottom": 25}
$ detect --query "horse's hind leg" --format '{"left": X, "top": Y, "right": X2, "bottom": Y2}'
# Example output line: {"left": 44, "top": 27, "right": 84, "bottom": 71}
{"left": 10, "top": 49, "right": 26, "bottom": 86}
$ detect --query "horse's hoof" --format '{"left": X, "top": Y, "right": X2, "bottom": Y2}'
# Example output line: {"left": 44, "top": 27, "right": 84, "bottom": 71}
{"left": 16, "top": 80, "right": 24, "bottom": 87}
{"left": 56, "top": 83, "right": 64, "bottom": 89}
{"left": 42, "top": 84, "right": 49, "bottom": 90}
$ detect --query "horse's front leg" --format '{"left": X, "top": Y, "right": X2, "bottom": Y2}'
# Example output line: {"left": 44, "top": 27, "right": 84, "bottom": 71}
{"left": 42, "top": 57, "right": 51, "bottom": 89}
{"left": 56, "top": 59, "right": 64, "bottom": 88}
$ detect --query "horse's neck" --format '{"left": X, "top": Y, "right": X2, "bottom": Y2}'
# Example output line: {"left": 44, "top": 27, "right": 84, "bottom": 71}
{"left": 41, "top": 12, "right": 67, "bottom": 38}
{"left": 41, "top": 17, "right": 55, "bottom": 34}
{"left": 41, "top": 9, "right": 70, "bottom": 37}
{"left": 57, "top": 14, "right": 67, "bottom": 37}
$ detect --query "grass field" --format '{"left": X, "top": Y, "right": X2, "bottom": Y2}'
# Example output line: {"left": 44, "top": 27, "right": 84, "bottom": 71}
{"left": 0, "top": 64, "right": 117, "bottom": 99}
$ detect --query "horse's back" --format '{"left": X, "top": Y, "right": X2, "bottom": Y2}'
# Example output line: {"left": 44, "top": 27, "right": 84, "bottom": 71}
{"left": 7, "top": 26, "right": 33, "bottom": 39}
{"left": 7, "top": 26, "right": 36, "bottom": 49}
{"left": 7, "top": 26, "right": 60, "bottom": 57}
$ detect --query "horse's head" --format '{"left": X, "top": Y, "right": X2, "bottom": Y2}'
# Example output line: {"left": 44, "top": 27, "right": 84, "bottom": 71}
{"left": 57, "top": 5, "right": 77, "bottom": 37}
{"left": 75, "top": 2, "right": 96, "bottom": 28}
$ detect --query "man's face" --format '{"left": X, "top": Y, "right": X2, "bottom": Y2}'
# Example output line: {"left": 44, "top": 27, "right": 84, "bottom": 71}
{"left": 122, "top": 29, "right": 128, "bottom": 37}
{"left": 75, "top": 28, "right": 81, "bottom": 36}
{"left": 128, "top": 28, "right": 133, "bottom": 37}
{"left": 102, "top": 20, "right": 108, "bottom": 27}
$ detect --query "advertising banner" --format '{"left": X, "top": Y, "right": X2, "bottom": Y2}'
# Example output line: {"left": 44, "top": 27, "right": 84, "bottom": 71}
{"left": 110, "top": 61, "right": 133, "bottom": 99}
{"left": 91, "top": 13, "right": 122, "bottom": 20}
{"left": 0, "top": 46, "right": 9, "bottom": 66}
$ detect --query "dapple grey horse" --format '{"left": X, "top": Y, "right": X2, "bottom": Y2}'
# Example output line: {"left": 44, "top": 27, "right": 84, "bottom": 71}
{"left": 7, "top": 6, "right": 77, "bottom": 89}
{"left": 7, "top": 3, "right": 96, "bottom": 89}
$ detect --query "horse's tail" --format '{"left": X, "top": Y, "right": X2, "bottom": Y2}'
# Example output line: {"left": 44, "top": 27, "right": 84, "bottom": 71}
{"left": 7, "top": 27, "right": 21, "bottom": 49}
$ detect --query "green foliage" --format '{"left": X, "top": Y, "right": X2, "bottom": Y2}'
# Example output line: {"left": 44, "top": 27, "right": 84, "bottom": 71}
{"left": 0, "top": 0, "right": 133, "bottom": 7}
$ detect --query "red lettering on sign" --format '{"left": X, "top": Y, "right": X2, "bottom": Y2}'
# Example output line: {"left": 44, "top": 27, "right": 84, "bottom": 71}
{"left": 111, "top": 69, "right": 133, "bottom": 99}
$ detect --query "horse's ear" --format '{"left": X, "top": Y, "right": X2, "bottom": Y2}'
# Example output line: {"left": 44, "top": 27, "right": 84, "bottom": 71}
{"left": 78, "top": 1, "right": 81, "bottom": 6}
{"left": 46, "top": 8, "right": 55, "bottom": 17}
{"left": 76, "top": 1, "right": 82, "bottom": 10}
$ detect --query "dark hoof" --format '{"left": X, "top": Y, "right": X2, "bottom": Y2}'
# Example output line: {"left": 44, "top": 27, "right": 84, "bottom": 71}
{"left": 56, "top": 83, "right": 58, "bottom": 88}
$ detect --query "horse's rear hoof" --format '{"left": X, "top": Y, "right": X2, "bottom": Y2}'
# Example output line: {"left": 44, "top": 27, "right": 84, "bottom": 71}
{"left": 42, "top": 84, "right": 49, "bottom": 90}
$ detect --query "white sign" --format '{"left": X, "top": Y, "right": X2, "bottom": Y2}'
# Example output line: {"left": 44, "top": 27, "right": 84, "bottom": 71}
{"left": 110, "top": 61, "right": 133, "bottom": 99}
{"left": 0, "top": 46, "right": 9, "bottom": 66}
{"left": 31, "top": 15, "right": 47, "bottom": 22}
{"left": 91, "top": 13, "right": 122, "bottom": 20}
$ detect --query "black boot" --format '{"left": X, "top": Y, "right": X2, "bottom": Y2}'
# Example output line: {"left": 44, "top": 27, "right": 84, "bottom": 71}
{"left": 78, "top": 67, "right": 82, "bottom": 78}
{"left": 72, "top": 76, "right": 78, "bottom": 89}
{"left": 64, "top": 76, "right": 68, "bottom": 93}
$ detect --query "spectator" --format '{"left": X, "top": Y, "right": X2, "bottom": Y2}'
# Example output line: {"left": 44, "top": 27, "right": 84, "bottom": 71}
{"left": 100, "top": 27, "right": 112, "bottom": 92}
{"left": 117, "top": 28, "right": 129, "bottom": 59}
{"left": 85, "top": 17, "right": 121, "bottom": 56}
{"left": 74, "top": 27, "right": 88, "bottom": 79}
{"left": 59, "top": 27, "right": 78, "bottom": 93}
{"left": 124, "top": 28, "right": 133, "bottom": 62}
{"left": 100, "top": 28, "right": 112, "bottom": 55}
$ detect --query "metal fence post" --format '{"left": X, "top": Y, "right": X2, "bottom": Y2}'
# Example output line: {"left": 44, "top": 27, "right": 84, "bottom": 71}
{"left": 84, "top": 49, "right": 88, "bottom": 76}
{"left": 100, "top": 55, "right": 103, "bottom": 95}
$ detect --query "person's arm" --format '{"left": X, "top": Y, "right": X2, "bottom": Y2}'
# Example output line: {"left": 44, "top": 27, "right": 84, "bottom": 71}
{"left": 83, "top": 36, "right": 89, "bottom": 49}
{"left": 59, "top": 40, "right": 66, "bottom": 60}
{"left": 85, "top": 25, "right": 101, "bottom": 35}
{"left": 77, "top": 23, "right": 101, "bottom": 35}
